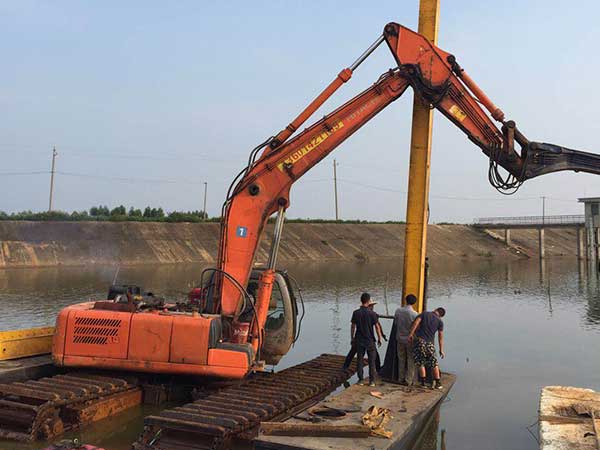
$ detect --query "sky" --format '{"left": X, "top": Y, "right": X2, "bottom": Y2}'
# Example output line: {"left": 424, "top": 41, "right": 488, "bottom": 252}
{"left": 1, "top": 0, "right": 599, "bottom": 223}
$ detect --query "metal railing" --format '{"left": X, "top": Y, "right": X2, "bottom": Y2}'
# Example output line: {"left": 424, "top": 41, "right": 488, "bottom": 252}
{"left": 475, "top": 215, "right": 584, "bottom": 226}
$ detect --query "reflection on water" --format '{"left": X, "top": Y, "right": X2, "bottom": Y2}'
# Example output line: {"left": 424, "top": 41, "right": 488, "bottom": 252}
{"left": 413, "top": 406, "right": 443, "bottom": 450}
{"left": 331, "top": 287, "right": 341, "bottom": 355}
{"left": 1, "top": 257, "right": 600, "bottom": 449}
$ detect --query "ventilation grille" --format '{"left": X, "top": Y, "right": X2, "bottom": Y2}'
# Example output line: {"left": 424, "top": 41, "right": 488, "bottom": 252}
{"left": 72, "top": 316, "right": 122, "bottom": 346}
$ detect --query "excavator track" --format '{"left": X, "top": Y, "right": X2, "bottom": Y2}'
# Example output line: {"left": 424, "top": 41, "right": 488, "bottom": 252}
{"left": 0, "top": 372, "right": 141, "bottom": 441}
{"left": 134, "top": 354, "right": 355, "bottom": 450}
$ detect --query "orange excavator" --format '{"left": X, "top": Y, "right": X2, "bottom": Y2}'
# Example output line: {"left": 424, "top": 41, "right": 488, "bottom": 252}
{"left": 53, "top": 22, "right": 600, "bottom": 379}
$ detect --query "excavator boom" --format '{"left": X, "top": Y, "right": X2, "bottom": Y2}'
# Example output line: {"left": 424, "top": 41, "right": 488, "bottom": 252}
{"left": 216, "top": 70, "right": 410, "bottom": 322}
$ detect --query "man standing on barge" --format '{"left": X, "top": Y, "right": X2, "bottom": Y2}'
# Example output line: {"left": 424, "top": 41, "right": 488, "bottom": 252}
{"left": 393, "top": 294, "right": 418, "bottom": 385}
{"left": 408, "top": 307, "right": 446, "bottom": 390}
{"left": 350, "top": 293, "right": 383, "bottom": 387}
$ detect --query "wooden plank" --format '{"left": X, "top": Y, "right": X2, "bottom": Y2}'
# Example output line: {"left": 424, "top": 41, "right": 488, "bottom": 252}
{"left": 0, "top": 327, "right": 54, "bottom": 360}
{"left": 260, "top": 422, "right": 371, "bottom": 438}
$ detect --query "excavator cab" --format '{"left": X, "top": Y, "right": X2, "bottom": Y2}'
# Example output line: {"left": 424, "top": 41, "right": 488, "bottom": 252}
{"left": 248, "top": 269, "right": 299, "bottom": 365}
{"left": 190, "top": 267, "right": 299, "bottom": 365}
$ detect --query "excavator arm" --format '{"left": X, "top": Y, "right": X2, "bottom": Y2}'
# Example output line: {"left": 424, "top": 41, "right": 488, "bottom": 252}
{"left": 214, "top": 22, "right": 600, "bottom": 356}
{"left": 383, "top": 24, "right": 600, "bottom": 189}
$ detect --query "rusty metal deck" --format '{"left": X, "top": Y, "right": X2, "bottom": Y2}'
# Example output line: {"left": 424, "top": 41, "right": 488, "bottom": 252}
{"left": 0, "top": 372, "right": 141, "bottom": 441}
{"left": 134, "top": 354, "right": 355, "bottom": 450}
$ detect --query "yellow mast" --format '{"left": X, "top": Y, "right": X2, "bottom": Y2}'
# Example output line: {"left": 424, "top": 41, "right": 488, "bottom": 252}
{"left": 401, "top": 0, "right": 440, "bottom": 312}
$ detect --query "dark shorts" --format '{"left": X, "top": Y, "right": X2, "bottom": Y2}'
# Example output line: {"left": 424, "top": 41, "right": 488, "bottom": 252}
{"left": 413, "top": 337, "right": 438, "bottom": 368}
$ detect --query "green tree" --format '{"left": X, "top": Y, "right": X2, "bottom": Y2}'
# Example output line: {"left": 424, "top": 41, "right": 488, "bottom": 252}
{"left": 128, "top": 207, "right": 142, "bottom": 217}
{"left": 71, "top": 210, "right": 89, "bottom": 220}
{"left": 147, "top": 207, "right": 165, "bottom": 218}
{"left": 110, "top": 205, "right": 127, "bottom": 216}
{"left": 91, "top": 205, "right": 110, "bottom": 216}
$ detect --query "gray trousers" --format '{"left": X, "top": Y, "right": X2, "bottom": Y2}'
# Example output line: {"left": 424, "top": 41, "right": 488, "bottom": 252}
{"left": 397, "top": 340, "right": 416, "bottom": 385}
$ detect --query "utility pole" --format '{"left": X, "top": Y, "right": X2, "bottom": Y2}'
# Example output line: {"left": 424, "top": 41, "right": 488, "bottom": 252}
{"left": 541, "top": 196, "right": 546, "bottom": 225}
{"left": 203, "top": 181, "right": 208, "bottom": 220}
{"left": 48, "top": 146, "right": 57, "bottom": 212}
{"left": 333, "top": 159, "right": 339, "bottom": 220}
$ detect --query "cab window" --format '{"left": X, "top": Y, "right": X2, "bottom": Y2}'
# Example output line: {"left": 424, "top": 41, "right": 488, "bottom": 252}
{"left": 265, "top": 280, "right": 286, "bottom": 331}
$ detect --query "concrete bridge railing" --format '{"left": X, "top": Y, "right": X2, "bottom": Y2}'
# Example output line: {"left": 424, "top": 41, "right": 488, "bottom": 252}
{"left": 475, "top": 215, "right": 584, "bottom": 227}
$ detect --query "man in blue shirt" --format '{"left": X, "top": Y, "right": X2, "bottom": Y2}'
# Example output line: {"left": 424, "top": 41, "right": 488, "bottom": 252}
{"left": 408, "top": 307, "right": 446, "bottom": 390}
{"left": 351, "top": 293, "right": 383, "bottom": 386}
{"left": 393, "top": 294, "right": 418, "bottom": 385}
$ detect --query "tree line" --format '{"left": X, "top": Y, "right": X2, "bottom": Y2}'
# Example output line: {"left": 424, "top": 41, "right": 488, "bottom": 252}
{"left": 0, "top": 206, "right": 216, "bottom": 223}
{"left": 0, "top": 207, "right": 407, "bottom": 224}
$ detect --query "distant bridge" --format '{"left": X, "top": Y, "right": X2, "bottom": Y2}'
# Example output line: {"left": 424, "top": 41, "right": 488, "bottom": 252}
{"left": 474, "top": 215, "right": 584, "bottom": 229}
{"left": 473, "top": 214, "right": 585, "bottom": 259}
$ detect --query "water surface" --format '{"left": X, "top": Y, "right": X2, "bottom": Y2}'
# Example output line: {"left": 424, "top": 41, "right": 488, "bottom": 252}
{"left": 0, "top": 257, "right": 598, "bottom": 449}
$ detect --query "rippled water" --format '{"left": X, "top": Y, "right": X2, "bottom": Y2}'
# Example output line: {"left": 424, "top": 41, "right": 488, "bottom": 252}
{"left": 0, "top": 257, "right": 599, "bottom": 449}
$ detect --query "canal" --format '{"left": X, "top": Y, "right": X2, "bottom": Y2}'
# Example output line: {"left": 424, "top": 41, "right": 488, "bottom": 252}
{"left": 0, "top": 257, "right": 598, "bottom": 450}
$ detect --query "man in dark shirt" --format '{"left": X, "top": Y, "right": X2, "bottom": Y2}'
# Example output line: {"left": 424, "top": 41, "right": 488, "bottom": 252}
{"left": 408, "top": 307, "right": 446, "bottom": 390}
{"left": 351, "top": 292, "right": 383, "bottom": 386}
{"left": 343, "top": 303, "right": 386, "bottom": 370}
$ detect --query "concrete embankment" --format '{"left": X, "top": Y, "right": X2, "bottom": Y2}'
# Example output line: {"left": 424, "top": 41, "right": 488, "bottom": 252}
{"left": 0, "top": 221, "right": 578, "bottom": 268}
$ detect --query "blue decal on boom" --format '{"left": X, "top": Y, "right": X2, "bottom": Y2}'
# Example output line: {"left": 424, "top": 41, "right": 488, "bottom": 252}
{"left": 236, "top": 226, "right": 248, "bottom": 238}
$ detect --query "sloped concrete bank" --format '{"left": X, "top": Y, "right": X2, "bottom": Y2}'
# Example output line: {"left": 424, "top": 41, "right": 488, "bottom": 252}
{"left": 0, "top": 221, "right": 577, "bottom": 268}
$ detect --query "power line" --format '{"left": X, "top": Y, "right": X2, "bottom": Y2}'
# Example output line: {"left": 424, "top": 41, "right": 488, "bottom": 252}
{"left": 0, "top": 171, "right": 49, "bottom": 176}
{"left": 62, "top": 152, "right": 236, "bottom": 163}
{"left": 337, "top": 179, "right": 556, "bottom": 201}
{"left": 0, "top": 144, "right": 242, "bottom": 163}
{"left": 0, "top": 169, "right": 221, "bottom": 186}
{"left": 56, "top": 171, "right": 207, "bottom": 185}
{"left": 338, "top": 162, "right": 403, "bottom": 172}
{"left": 339, "top": 179, "right": 405, "bottom": 193}
{"left": 431, "top": 194, "right": 540, "bottom": 201}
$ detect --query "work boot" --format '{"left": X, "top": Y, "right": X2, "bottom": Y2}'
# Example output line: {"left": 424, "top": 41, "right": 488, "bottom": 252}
{"left": 431, "top": 379, "right": 443, "bottom": 390}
